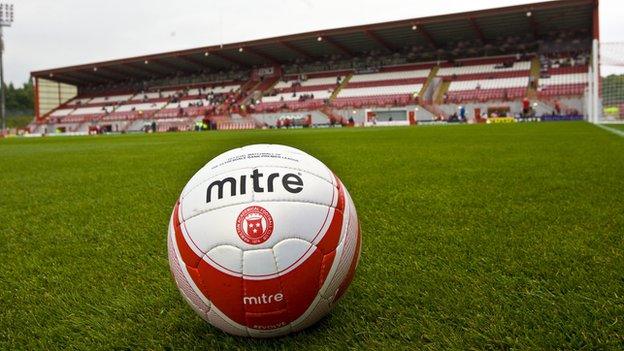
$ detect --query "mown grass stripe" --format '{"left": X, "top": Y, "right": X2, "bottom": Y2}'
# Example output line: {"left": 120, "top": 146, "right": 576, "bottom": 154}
{"left": 595, "top": 123, "right": 624, "bottom": 137}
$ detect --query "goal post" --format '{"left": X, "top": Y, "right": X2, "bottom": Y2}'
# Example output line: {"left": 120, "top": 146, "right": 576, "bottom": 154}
{"left": 588, "top": 40, "right": 624, "bottom": 124}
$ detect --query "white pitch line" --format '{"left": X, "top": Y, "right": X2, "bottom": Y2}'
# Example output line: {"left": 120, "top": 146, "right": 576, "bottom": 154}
{"left": 595, "top": 123, "right": 624, "bottom": 138}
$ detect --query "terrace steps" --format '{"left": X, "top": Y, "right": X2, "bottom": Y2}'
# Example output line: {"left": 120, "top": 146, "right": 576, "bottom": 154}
{"left": 434, "top": 81, "right": 451, "bottom": 104}
{"left": 329, "top": 73, "right": 353, "bottom": 101}
{"left": 421, "top": 102, "right": 447, "bottom": 119}
{"left": 419, "top": 66, "right": 440, "bottom": 100}
{"left": 243, "top": 75, "right": 281, "bottom": 106}
{"left": 319, "top": 106, "right": 346, "bottom": 125}
{"left": 527, "top": 56, "right": 541, "bottom": 99}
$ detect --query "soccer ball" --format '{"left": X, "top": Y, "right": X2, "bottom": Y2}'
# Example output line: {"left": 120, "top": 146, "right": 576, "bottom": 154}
{"left": 167, "top": 144, "right": 361, "bottom": 337}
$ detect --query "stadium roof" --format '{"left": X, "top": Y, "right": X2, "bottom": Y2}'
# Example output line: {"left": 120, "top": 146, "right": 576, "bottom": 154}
{"left": 31, "top": 0, "right": 598, "bottom": 86}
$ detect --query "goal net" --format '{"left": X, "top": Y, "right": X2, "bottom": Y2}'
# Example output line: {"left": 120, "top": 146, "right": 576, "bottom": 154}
{"left": 588, "top": 40, "right": 624, "bottom": 124}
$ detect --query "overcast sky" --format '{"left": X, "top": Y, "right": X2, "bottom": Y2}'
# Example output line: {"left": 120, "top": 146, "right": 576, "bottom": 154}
{"left": 5, "top": 0, "right": 623, "bottom": 85}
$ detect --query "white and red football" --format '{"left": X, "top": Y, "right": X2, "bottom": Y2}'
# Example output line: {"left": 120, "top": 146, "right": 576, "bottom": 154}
{"left": 167, "top": 144, "right": 361, "bottom": 337}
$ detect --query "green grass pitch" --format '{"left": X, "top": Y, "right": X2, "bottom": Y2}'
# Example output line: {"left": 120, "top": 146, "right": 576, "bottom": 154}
{"left": 1, "top": 122, "right": 623, "bottom": 349}
{"left": 606, "top": 123, "right": 624, "bottom": 132}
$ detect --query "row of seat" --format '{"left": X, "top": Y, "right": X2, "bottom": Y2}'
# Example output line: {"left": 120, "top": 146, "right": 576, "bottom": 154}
{"left": 538, "top": 84, "right": 587, "bottom": 97}
{"left": 536, "top": 73, "right": 588, "bottom": 97}
{"left": 348, "top": 69, "right": 430, "bottom": 83}
{"left": 64, "top": 84, "right": 240, "bottom": 108}
{"left": 332, "top": 94, "right": 413, "bottom": 108}
{"left": 115, "top": 102, "right": 167, "bottom": 112}
{"left": 445, "top": 70, "right": 530, "bottom": 82}
{"left": 437, "top": 61, "right": 531, "bottom": 76}
{"left": 262, "top": 66, "right": 429, "bottom": 111}
{"left": 254, "top": 99, "right": 326, "bottom": 112}
{"left": 274, "top": 76, "right": 343, "bottom": 90}
{"left": 51, "top": 106, "right": 111, "bottom": 117}
{"left": 544, "top": 66, "right": 588, "bottom": 75}
{"left": 448, "top": 77, "right": 529, "bottom": 92}
{"left": 445, "top": 87, "right": 527, "bottom": 103}
{"left": 435, "top": 59, "right": 534, "bottom": 103}
{"left": 257, "top": 68, "right": 429, "bottom": 110}
{"left": 329, "top": 68, "right": 428, "bottom": 106}
{"left": 89, "top": 94, "right": 134, "bottom": 104}
{"left": 539, "top": 73, "right": 588, "bottom": 86}
{"left": 261, "top": 90, "right": 333, "bottom": 103}
{"left": 50, "top": 82, "right": 242, "bottom": 122}
{"left": 255, "top": 94, "right": 416, "bottom": 112}
{"left": 338, "top": 84, "right": 423, "bottom": 98}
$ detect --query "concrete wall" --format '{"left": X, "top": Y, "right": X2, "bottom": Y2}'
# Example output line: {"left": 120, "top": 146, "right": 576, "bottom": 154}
{"left": 438, "top": 101, "right": 523, "bottom": 118}
{"left": 251, "top": 111, "right": 328, "bottom": 127}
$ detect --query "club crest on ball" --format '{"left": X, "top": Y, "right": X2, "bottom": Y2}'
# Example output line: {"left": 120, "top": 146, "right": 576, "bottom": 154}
{"left": 236, "top": 206, "right": 274, "bottom": 244}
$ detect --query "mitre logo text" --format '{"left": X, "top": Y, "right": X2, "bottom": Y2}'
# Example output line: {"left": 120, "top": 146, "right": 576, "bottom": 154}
{"left": 243, "top": 292, "right": 284, "bottom": 305}
{"left": 206, "top": 169, "right": 304, "bottom": 203}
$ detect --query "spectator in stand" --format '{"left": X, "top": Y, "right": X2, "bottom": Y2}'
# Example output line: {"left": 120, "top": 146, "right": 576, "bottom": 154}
{"left": 522, "top": 97, "right": 530, "bottom": 116}
{"left": 529, "top": 76, "right": 537, "bottom": 90}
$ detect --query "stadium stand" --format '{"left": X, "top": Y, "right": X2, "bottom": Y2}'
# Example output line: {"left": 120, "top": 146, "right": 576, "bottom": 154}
{"left": 29, "top": 0, "right": 599, "bottom": 133}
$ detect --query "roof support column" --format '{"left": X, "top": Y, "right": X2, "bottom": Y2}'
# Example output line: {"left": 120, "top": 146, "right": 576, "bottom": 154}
{"left": 34, "top": 77, "right": 40, "bottom": 121}
{"left": 592, "top": 0, "right": 600, "bottom": 40}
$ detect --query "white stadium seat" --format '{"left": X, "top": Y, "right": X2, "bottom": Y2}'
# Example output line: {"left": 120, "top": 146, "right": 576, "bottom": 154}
{"left": 71, "top": 106, "right": 108, "bottom": 115}
{"left": 448, "top": 77, "right": 529, "bottom": 91}
{"left": 162, "top": 99, "right": 209, "bottom": 109}
{"left": 437, "top": 61, "right": 531, "bottom": 76}
{"left": 338, "top": 84, "right": 423, "bottom": 98}
{"left": 539, "top": 73, "right": 588, "bottom": 86}
{"left": 349, "top": 69, "right": 430, "bottom": 83}
{"left": 274, "top": 76, "right": 343, "bottom": 89}
{"left": 188, "top": 85, "right": 240, "bottom": 95}
{"left": 262, "top": 90, "right": 333, "bottom": 102}
{"left": 89, "top": 94, "right": 133, "bottom": 104}
{"left": 115, "top": 102, "right": 168, "bottom": 112}
{"left": 50, "top": 108, "right": 75, "bottom": 117}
